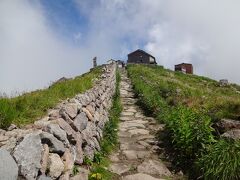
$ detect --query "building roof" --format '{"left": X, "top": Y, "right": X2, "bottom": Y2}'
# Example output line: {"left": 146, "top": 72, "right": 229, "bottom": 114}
{"left": 128, "top": 49, "right": 155, "bottom": 59}
{"left": 175, "top": 63, "right": 193, "bottom": 66}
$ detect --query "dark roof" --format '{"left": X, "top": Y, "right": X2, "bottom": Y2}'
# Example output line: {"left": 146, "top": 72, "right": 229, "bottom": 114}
{"left": 128, "top": 49, "right": 155, "bottom": 59}
{"left": 175, "top": 63, "right": 193, "bottom": 66}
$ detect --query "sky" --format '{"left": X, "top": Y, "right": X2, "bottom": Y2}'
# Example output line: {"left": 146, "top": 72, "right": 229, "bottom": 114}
{"left": 1, "top": 0, "right": 240, "bottom": 95}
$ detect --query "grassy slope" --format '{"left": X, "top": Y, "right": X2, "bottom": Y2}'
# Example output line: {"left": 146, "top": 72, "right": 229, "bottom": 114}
{"left": 0, "top": 67, "right": 102, "bottom": 129}
{"left": 128, "top": 64, "right": 240, "bottom": 121}
{"left": 127, "top": 64, "right": 240, "bottom": 180}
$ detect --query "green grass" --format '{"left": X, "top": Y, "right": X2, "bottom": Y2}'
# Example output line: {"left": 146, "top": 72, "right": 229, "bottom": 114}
{"left": 197, "top": 139, "right": 240, "bottom": 180}
{"left": 0, "top": 67, "right": 102, "bottom": 129}
{"left": 89, "top": 69, "right": 122, "bottom": 180}
{"left": 127, "top": 64, "right": 240, "bottom": 179}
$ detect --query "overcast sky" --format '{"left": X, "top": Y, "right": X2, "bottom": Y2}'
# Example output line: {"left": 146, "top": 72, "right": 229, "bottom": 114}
{"left": 1, "top": 0, "right": 240, "bottom": 95}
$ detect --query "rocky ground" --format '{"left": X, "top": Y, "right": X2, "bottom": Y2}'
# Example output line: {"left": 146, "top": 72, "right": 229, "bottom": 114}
{"left": 108, "top": 69, "right": 184, "bottom": 180}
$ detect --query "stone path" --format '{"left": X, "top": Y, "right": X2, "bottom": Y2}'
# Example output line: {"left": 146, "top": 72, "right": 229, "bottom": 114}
{"left": 109, "top": 69, "right": 182, "bottom": 180}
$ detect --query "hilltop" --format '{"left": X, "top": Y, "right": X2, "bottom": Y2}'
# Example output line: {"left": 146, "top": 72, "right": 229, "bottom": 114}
{"left": 127, "top": 64, "right": 240, "bottom": 179}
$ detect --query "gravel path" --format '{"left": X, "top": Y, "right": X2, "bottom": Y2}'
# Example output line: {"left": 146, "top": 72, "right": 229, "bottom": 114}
{"left": 108, "top": 69, "right": 182, "bottom": 180}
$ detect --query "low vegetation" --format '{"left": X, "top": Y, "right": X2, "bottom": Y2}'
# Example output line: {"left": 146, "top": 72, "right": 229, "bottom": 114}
{"left": 0, "top": 68, "right": 102, "bottom": 129}
{"left": 127, "top": 64, "right": 240, "bottom": 179}
{"left": 89, "top": 69, "right": 122, "bottom": 180}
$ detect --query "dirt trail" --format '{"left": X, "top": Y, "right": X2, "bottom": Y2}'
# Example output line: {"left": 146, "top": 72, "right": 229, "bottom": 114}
{"left": 108, "top": 69, "right": 183, "bottom": 180}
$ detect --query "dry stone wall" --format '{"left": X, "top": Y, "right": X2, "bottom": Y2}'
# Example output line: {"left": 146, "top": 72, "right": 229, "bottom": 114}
{"left": 0, "top": 64, "right": 117, "bottom": 180}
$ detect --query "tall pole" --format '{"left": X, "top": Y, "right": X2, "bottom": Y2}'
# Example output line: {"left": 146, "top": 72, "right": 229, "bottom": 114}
{"left": 93, "top": 57, "right": 97, "bottom": 68}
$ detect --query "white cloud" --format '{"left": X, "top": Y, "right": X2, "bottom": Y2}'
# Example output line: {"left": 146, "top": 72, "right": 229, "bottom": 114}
{"left": 0, "top": 0, "right": 91, "bottom": 95}
{"left": 1, "top": 0, "right": 240, "bottom": 95}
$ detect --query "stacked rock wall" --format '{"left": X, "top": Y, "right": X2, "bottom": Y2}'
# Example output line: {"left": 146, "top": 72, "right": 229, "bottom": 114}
{"left": 0, "top": 63, "right": 117, "bottom": 180}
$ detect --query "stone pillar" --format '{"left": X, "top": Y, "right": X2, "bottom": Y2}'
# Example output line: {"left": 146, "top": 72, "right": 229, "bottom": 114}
{"left": 93, "top": 57, "right": 97, "bottom": 68}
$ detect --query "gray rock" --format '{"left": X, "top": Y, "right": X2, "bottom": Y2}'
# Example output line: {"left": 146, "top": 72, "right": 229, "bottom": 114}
{"left": 109, "top": 163, "right": 131, "bottom": 175}
{"left": 46, "top": 123, "right": 69, "bottom": 145}
{"left": 86, "top": 104, "right": 95, "bottom": 116}
{"left": 8, "top": 124, "right": 17, "bottom": 131}
{"left": 70, "top": 167, "right": 89, "bottom": 180}
{"left": 40, "top": 144, "right": 49, "bottom": 175}
{"left": 71, "top": 132, "right": 84, "bottom": 165}
{"left": 128, "top": 129, "right": 149, "bottom": 136}
{"left": 59, "top": 171, "right": 70, "bottom": 180}
{"left": 123, "top": 173, "right": 164, "bottom": 180}
{"left": 60, "top": 103, "right": 78, "bottom": 119}
{"left": 48, "top": 109, "right": 61, "bottom": 120}
{"left": 40, "top": 132, "right": 65, "bottom": 155}
{"left": 0, "top": 148, "right": 18, "bottom": 180}
{"left": 13, "top": 133, "right": 43, "bottom": 180}
{"left": 1, "top": 137, "right": 17, "bottom": 152}
{"left": 48, "top": 153, "right": 64, "bottom": 179}
{"left": 57, "top": 118, "right": 76, "bottom": 144}
{"left": 216, "top": 119, "right": 240, "bottom": 133}
{"left": 221, "top": 129, "right": 240, "bottom": 140}
{"left": 137, "top": 159, "right": 171, "bottom": 177}
{"left": 34, "top": 117, "right": 51, "bottom": 128}
{"left": 82, "top": 108, "right": 93, "bottom": 121}
{"left": 0, "top": 135, "right": 9, "bottom": 142}
{"left": 62, "top": 148, "right": 74, "bottom": 172}
{"left": 37, "top": 175, "right": 52, "bottom": 180}
{"left": 83, "top": 145, "right": 95, "bottom": 160}
{"left": 73, "top": 112, "right": 88, "bottom": 132}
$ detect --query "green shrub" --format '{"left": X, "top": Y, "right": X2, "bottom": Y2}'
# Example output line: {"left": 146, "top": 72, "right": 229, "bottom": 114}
{"left": 197, "top": 139, "right": 240, "bottom": 180}
{"left": 166, "top": 106, "right": 215, "bottom": 159}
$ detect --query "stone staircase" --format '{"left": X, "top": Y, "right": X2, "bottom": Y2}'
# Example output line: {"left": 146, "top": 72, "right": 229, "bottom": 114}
{"left": 109, "top": 69, "right": 183, "bottom": 180}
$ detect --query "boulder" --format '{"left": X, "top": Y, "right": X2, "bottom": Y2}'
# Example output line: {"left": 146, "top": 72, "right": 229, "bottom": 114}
{"left": 82, "top": 108, "right": 94, "bottom": 121}
{"left": 48, "top": 153, "right": 64, "bottom": 179}
{"left": 46, "top": 123, "right": 69, "bottom": 145}
{"left": 216, "top": 119, "right": 240, "bottom": 133}
{"left": 221, "top": 129, "right": 240, "bottom": 140}
{"left": 57, "top": 118, "right": 76, "bottom": 140}
{"left": 34, "top": 117, "right": 51, "bottom": 128}
{"left": 73, "top": 133, "right": 84, "bottom": 164}
{"left": 0, "top": 148, "right": 18, "bottom": 180}
{"left": 86, "top": 104, "right": 95, "bottom": 116}
{"left": 49, "top": 109, "right": 61, "bottom": 120}
{"left": 73, "top": 112, "right": 88, "bottom": 132}
{"left": 60, "top": 104, "right": 78, "bottom": 119}
{"left": 40, "top": 144, "right": 49, "bottom": 175}
{"left": 62, "top": 148, "right": 74, "bottom": 172}
{"left": 40, "top": 132, "right": 65, "bottom": 155}
{"left": 13, "top": 133, "right": 43, "bottom": 180}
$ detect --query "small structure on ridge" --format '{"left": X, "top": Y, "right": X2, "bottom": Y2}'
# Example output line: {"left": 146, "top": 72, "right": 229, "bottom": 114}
{"left": 175, "top": 63, "right": 193, "bottom": 74}
{"left": 219, "top": 79, "right": 229, "bottom": 86}
{"left": 93, "top": 57, "right": 97, "bottom": 68}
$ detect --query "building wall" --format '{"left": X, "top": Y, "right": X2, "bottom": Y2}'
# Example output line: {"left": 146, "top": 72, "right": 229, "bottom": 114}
{"left": 175, "top": 64, "right": 193, "bottom": 74}
{"left": 128, "top": 51, "right": 154, "bottom": 64}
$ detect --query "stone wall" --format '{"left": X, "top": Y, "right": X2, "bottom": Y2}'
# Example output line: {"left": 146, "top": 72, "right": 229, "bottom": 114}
{"left": 0, "top": 64, "right": 117, "bottom": 180}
